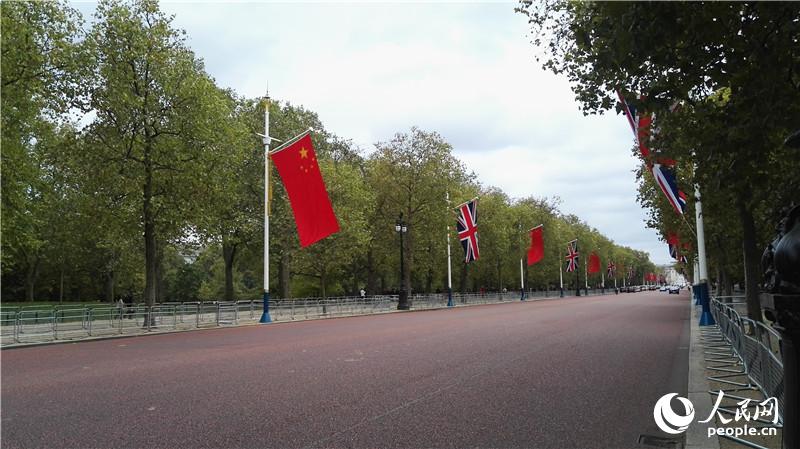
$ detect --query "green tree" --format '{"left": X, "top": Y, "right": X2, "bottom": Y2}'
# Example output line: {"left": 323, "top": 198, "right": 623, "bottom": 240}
{"left": 518, "top": 1, "right": 800, "bottom": 319}
{"left": 83, "top": 0, "right": 232, "bottom": 308}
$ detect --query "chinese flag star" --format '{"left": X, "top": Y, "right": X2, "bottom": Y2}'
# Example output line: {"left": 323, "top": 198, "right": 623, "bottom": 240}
{"left": 271, "top": 133, "right": 339, "bottom": 247}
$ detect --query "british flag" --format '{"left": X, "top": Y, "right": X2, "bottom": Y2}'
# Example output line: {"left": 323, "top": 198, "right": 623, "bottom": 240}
{"left": 456, "top": 199, "right": 479, "bottom": 263}
{"left": 607, "top": 261, "right": 616, "bottom": 278}
{"left": 618, "top": 91, "right": 689, "bottom": 215}
{"left": 565, "top": 240, "right": 579, "bottom": 273}
{"left": 652, "top": 163, "right": 687, "bottom": 215}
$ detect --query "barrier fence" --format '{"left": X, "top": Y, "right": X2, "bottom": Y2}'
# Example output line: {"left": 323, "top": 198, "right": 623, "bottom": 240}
{"left": 1, "top": 287, "right": 626, "bottom": 347}
{"left": 704, "top": 296, "right": 784, "bottom": 448}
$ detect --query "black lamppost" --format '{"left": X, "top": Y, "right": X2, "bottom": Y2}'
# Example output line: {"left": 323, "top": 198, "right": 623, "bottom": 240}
{"left": 396, "top": 214, "right": 410, "bottom": 310}
{"left": 760, "top": 130, "right": 800, "bottom": 449}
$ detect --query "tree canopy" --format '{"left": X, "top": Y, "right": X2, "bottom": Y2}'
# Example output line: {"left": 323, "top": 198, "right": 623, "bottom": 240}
{"left": 2, "top": 0, "right": 659, "bottom": 304}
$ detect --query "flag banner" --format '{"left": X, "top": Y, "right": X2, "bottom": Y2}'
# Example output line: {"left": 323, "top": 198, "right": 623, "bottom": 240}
{"left": 617, "top": 90, "right": 652, "bottom": 158}
{"left": 652, "top": 164, "right": 687, "bottom": 215}
{"left": 456, "top": 199, "right": 479, "bottom": 263}
{"left": 565, "top": 240, "right": 579, "bottom": 273}
{"left": 270, "top": 133, "right": 339, "bottom": 248}
{"left": 619, "top": 92, "right": 688, "bottom": 215}
{"left": 607, "top": 261, "right": 616, "bottom": 278}
{"left": 588, "top": 252, "right": 601, "bottom": 274}
{"left": 527, "top": 225, "right": 544, "bottom": 266}
{"left": 667, "top": 233, "right": 680, "bottom": 260}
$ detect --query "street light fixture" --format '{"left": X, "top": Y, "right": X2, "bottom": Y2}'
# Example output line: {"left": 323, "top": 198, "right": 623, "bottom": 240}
{"left": 396, "top": 214, "right": 410, "bottom": 310}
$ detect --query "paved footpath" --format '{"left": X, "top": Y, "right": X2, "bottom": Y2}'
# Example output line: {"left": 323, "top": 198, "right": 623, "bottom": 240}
{"left": 2, "top": 290, "right": 689, "bottom": 449}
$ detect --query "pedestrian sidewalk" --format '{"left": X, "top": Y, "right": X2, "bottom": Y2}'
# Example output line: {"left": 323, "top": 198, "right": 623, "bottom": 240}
{"left": 687, "top": 301, "right": 781, "bottom": 449}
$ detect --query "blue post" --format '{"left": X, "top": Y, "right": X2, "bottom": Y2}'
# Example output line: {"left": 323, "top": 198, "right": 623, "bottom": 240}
{"left": 697, "top": 282, "right": 715, "bottom": 326}
{"left": 560, "top": 288, "right": 564, "bottom": 298}
{"left": 447, "top": 288, "right": 454, "bottom": 307}
{"left": 259, "top": 291, "right": 272, "bottom": 323}
{"left": 520, "top": 289, "right": 525, "bottom": 301}
{"left": 694, "top": 283, "right": 702, "bottom": 305}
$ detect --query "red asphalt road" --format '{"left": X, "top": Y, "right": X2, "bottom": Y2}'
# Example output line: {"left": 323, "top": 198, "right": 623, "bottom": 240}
{"left": 2, "top": 290, "right": 690, "bottom": 449}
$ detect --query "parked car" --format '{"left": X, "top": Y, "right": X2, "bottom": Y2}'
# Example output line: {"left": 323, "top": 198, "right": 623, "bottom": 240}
{"left": 659, "top": 286, "right": 667, "bottom": 292}
{"left": 668, "top": 285, "right": 680, "bottom": 294}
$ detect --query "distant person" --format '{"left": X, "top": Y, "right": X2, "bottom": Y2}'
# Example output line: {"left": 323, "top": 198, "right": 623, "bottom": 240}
{"left": 360, "top": 288, "right": 366, "bottom": 299}
{"left": 117, "top": 298, "right": 124, "bottom": 318}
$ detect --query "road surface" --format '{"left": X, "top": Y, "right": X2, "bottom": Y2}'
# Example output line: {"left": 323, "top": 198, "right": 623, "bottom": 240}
{"left": 2, "top": 290, "right": 690, "bottom": 449}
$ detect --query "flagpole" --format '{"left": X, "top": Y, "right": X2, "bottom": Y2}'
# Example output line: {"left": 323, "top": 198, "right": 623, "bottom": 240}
{"left": 559, "top": 259, "right": 564, "bottom": 298}
{"left": 694, "top": 179, "right": 713, "bottom": 330}
{"left": 601, "top": 264, "right": 605, "bottom": 293}
{"left": 584, "top": 254, "right": 589, "bottom": 293}
{"left": 519, "top": 258, "right": 525, "bottom": 301}
{"left": 260, "top": 92, "right": 272, "bottom": 323}
{"left": 446, "top": 192, "right": 454, "bottom": 307}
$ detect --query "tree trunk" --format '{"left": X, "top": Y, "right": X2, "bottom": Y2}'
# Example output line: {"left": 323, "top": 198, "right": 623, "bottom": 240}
{"left": 279, "top": 252, "right": 291, "bottom": 299}
{"left": 59, "top": 266, "right": 64, "bottom": 304}
{"left": 222, "top": 240, "right": 237, "bottom": 301}
{"left": 724, "top": 272, "right": 734, "bottom": 296}
{"left": 403, "top": 227, "right": 413, "bottom": 295}
{"left": 366, "top": 248, "right": 377, "bottom": 295}
{"left": 25, "top": 256, "right": 40, "bottom": 302}
{"left": 155, "top": 243, "right": 164, "bottom": 303}
{"left": 459, "top": 262, "right": 468, "bottom": 293}
{"left": 497, "top": 259, "right": 502, "bottom": 291}
{"left": 106, "top": 270, "right": 115, "bottom": 303}
{"left": 738, "top": 202, "right": 762, "bottom": 322}
{"left": 143, "top": 165, "right": 157, "bottom": 307}
{"left": 320, "top": 268, "right": 327, "bottom": 299}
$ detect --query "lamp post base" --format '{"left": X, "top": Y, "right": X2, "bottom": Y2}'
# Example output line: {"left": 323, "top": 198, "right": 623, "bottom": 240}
{"left": 259, "top": 291, "right": 272, "bottom": 323}
{"left": 397, "top": 290, "right": 410, "bottom": 310}
{"left": 695, "top": 283, "right": 715, "bottom": 326}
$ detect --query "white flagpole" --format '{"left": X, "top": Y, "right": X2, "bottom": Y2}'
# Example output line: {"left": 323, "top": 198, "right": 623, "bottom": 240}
{"left": 446, "top": 192, "right": 454, "bottom": 307}
{"left": 559, "top": 259, "right": 564, "bottom": 297}
{"left": 601, "top": 265, "right": 605, "bottom": 290}
{"left": 260, "top": 92, "right": 272, "bottom": 323}
{"left": 695, "top": 184, "right": 709, "bottom": 283}
{"left": 520, "top": 258, "right": 525, "bottom": 300}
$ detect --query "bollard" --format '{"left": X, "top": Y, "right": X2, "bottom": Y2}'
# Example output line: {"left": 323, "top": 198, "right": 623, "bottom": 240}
{"left": 447, "top": 288, "right": 454, "bottom": 307}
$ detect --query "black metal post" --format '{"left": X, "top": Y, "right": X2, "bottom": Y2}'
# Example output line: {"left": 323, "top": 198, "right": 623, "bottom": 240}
{"left": 396, "top": 214, "right": 410, "bottom": 310}
{"left": 760, "top": 200, "right": 800, "bottom": 449}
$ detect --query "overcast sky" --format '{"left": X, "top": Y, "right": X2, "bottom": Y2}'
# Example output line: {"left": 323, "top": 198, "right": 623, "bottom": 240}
{"left": 76, "top": 1, "right": 672, "bottom": 265}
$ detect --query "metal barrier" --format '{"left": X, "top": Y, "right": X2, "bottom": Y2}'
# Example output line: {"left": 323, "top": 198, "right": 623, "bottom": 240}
{"left": 703, "top": 297, "right": 784, "bottom": 447}
{"left": 1, "top": 288, "right": 621, "bottom": 347}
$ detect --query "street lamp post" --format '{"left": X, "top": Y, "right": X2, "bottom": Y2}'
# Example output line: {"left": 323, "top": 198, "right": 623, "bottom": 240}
{"left": 396, "top": 214, "right": 410, "bottom": 310}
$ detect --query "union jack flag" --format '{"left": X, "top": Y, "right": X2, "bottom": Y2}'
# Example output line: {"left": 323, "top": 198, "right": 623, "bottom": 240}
{"left": 607, "top": 261, "right": 616, "bottom": 278}
{"left": 667, "top": 233, "right": 680, "bottom": 260}
{"left": 652, "top": 163, "right": 687, "bottom": 215}
{"left": 456, "top": 199, "right": 479, "bottom": 263}
{"left": 565, "top": 240, "right": 579, "bottom": 273}
{"left": 618, "top": 91, "right": 689, "bottom": 215}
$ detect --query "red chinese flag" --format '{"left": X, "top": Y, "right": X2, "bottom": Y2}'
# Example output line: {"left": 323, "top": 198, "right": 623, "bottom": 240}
{"left": 271, "top": 134, "right": 339, "bottom": 247}
{"left": 527, "top": 226, "right": 544, "bottom": 266}
{"left": 588, "top": 252, "right": 601, "bottom": 274}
